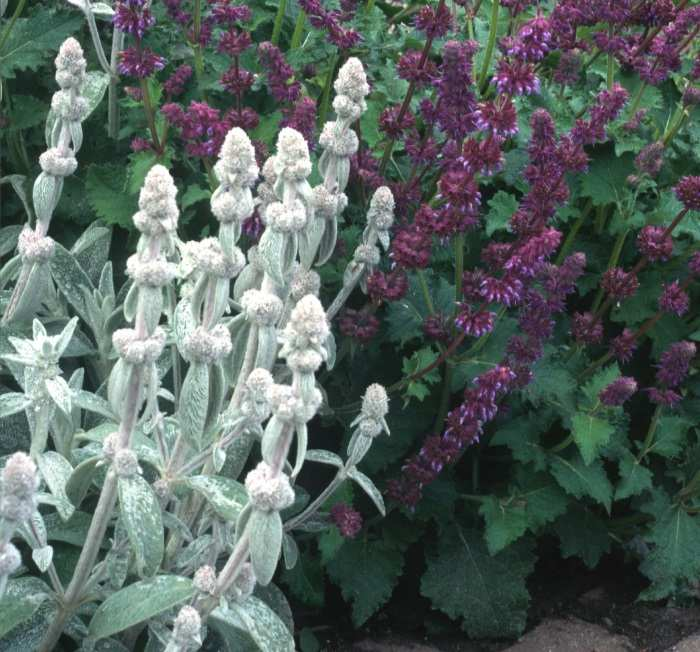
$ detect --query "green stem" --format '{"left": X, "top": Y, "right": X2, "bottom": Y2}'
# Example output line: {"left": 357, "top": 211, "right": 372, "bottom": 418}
{"left": 637, "top": 405, "right": 662, "bottom": 462}
{"left": 662, "top": 106, "right": 688, "bottom": 147}
{"left": 478, "top": 0, "right": 501, "bottom": 94}
{"left": 416, "top": 269, "right": 436, "bottom": 315}
{"left": 0, "top": 0, "right": 27, "bottom": 53}
{"left": 290, "top": 11, "right": 306, "bottom": 50}
{"left": 454, "top": 234, "right": 465, "bottom": 302}
{"left": 271, "top": 0, "right": 287, "bottom": 46}
{"left": 606, "top": 26, "right": 615, "bottom": 90}
{"left": 318, "top": 54, "right": 339, "bottom": 126}
{"left": 364, "top": 0, "right": 375, "bottom": 12}
{"left": 628, "top": 81, "right": 647, "bottom": 117}
{"left": 139, "top": 78, "right": 161, "bottom": 152}
{"left": 555, "top": 200, "right": 593, "bottom": 265}
{"left": 591, "top": 229, "right": 628, "bottom": 314}
{"left": 548, "top": 434, "right": 573, "bottom": 454}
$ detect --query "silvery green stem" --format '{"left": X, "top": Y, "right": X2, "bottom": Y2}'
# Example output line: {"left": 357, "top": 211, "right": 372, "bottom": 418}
{"left": 108, "top": 28, "right": 124, "bottom": 139}
{"left": 84, "top": 6, "right": 112, "bottom": 75}
{"left": 326, "top": 264, "right": 366, "bottom": 321}
{"left": 285, "top": 467, "right": 346, "bottom": 532}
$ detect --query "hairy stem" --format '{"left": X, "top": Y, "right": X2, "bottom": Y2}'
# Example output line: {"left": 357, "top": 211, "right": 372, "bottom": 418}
{"left": 478, "top": 0, "right": 501, "bottom": 93}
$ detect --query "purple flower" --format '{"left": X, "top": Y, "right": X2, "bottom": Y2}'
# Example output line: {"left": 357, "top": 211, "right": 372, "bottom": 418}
{"left": 397, "top": 50, "right": 436, "bottom": 86}
{"left": 330, "top": 503, "right": 362, "bottom": 538}
{"left": 455, "top": 306, "right": 496, "bottom": 337}
{"left": 221, "top": 65, "right": 254, "bottom": 94}
{"left": 117, "top": 47, "right": 166, "bottom": 78}
{"left": 163, "top": 64, "right": 192, "bottom": 97}
{"left": 218, "top": 28, "right": 252, "bottom": 56}
{"left": 390, "top": 227, "right": 431, "bottom": 269}
{"left": 674, "top": 176, "right": 700, "bottom": 211}
{"left": 637, "top": 225, "right": 673, "bottom": 261}
{"left": 659, "top": 280, "right": 689, "bottom": 316}
{"left": 601, "top": 267, "right": 639, "bottom": 300}
{"left": 210, "top": 2, "right": 251, "bottom": 25}
{"left": 682, "top": 88, "right": 700, "bottom": 107}
{"left": 258, "top": 42, "right": 301, "bottom": 103}
{"left": 689, "top": 252, "right": 700, "bottom": 276}
{"left": 113, "top": 0, "right": 155, "bottom": 38}
{"left": 553, "top": 50, "right": 582, "bottom": 86}
{"left": 599, "top": 377, "right": 638, "bottom": 406}
{"left": 480, "top": 275, "right": 523, "bottom": 307}
{"left": 494, "top": 59, "right": 540, "bottom": 96}
{"left": 367, "top": 269, "right": 409, "bottom": 303}
{"left": 423, "top": 313, "right": 451, "bottom": 343}
{"left": 610, "top": 329, "right": 637, "bottom": 363}
{"left": 281, "top": 96, "right": 317, "bottom": 148}
{"left": 572, "top": 311, "right": 603, "bottom": 345}
{"left": 379, "top": 106, "right": 415, "bottom": 139}
{"left": 635, "top": 141, "right": 665, "bottom": 177}
{"left": 657, "top": 341, "right": 696, "bottom": 387}
{"left": 507, "top": 16, "right": 553, "bottom": 62}
{"left": 473, "top": 97, "right": 519, "bottom": 136}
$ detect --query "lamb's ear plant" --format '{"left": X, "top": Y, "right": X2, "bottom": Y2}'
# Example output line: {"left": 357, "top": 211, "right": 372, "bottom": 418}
{"left": 0, "top": 50, "right": 391, "bottom": 651}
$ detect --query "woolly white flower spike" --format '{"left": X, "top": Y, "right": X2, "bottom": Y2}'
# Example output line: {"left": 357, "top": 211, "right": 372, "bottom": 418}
{"left": 347, "top": 383, "right": 390, "bottom": 465}
{"left": 54, "top": 37, "right": 87, "bottom": 90}
{"left": 17, "top": 229, "right": 55, "bottom": 264}
{"left": 245, "top": 462, "right": 295, "bottom": 512}
{"left": 167, "top": 606, "right": 202, "bottom": 652}
{"left": 365, "top": 185, "right": 395, "bottom": 250}
{"left": 279, "top": 294, "right": 330, "bottom": 358}
{"left": 133, "top": 164, "right": 179, "bottom": 241}
{"left": 240, "top": 289, "right": 284, "bottom": 327}
{"left": 334, "top": 57, "right": 370, "bottom": 109}
{"left": 273, "top": 127, "right": 312, "bottom": 182}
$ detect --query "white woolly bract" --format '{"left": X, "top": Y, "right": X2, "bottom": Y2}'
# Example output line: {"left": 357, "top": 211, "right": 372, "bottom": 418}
{"left": 126, "top": 255, "right": 178, "bottom": 287}
{"left": 354, "top": 243, "right": 380, "bottom": 266}
{"left": 265, "top": 200, "right": 307, "bottom": 233}
{"left": 367, "top": 186, "right": 395, "bottom": 230}
{"left": 285, "top": 294, "right": 330, "bottom": 347}
{"left": 215, "top": 127, "right": 259, "bottom": 187}
{"left": 51, "top": 90, "right": 88, "bottom": 122}
{"left": 135, "top": 164, "right": 179, "bottom": 234}
{"left": 240, "top": 289, "right": 283, "bottom": 326}
{"left": 193, "top": 565, "right": 217, "bottom": 594}
{"left": 244, "top": 462, "right": 295, "bottom": 511}
{"left": 0, "top": 543, "right": 21, "bottom": 576}
{"left": 113, "top": 448, "right": 140, "bottom": 477}
{"left": 230, "top": 562, "right": 257, "bottom": 601}
{"left": 172, "top": 605, "right": 202, "bottom": 648}
{"left": 361, "top": 383, "right": 389, "bottom": 419}
{"left": 333, "top": 57, "right": 370, "bottom": 103}
{"left": 112, "top": 327, "right": 166, "bottom": 364}
{"left": 17, "top": 228, "right": 55, "bottom": 263}
{"left": 184, "top": 238, "right": 245, "bottom": 279}
{"left": 2, "top": 452, "right": 39, "bottom": 499}
{"left": 54, "top": 37, "right": 86, "bottom": 89}
{"left": 181, "top": 325, "right": 232, "bottom": 364}
{"left": 319, "top": 122, "right": 359, "bottom": 157}
{"left": 245, "top": 368, "right": 274, "bottom": 401}
{"left": 273, "top": 128, "right": 312, "bottom": 181}
{"left": 39, "top": 148, "right": 78, "bottom": 177}
{"left": 290, "top": 265, "right": 321, "bottom": 300}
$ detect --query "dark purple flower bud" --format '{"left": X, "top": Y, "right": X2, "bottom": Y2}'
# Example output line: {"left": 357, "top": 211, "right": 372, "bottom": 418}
{"left": 211, "top": 2, "right": 251, "bottom": 25}
{"left": 659, "top": 280, "right": 689, "bottom": 316}
{"left": 599, "top": 376, "right": 638, "bottom": 406}
{"left": 473, "top": 96, "right": 518, "bottom": 136}
{"left": 221, "top": 65, "right": 254, "bottom": 94}
{"left": 130, "top": 137, "right": 153, "bottom": 152}
{"left": 674, "top": 176, "right": 700, "bottom": 211}
{"left": 480, "top": 275, "right": 523, "bottom": 307}
{"left": 163, "top": 64, "right": 193, "bottom": 97}
{"left": 367, "top": 269, "right": 409, "bottom": 303}
{"left": 553, "top": 50, "right": 582, "bottom": 86}
{"left": 390, "top": 227, "right": 431, "bottom": 269}
{"left": 572, "top": 311, "right": 603, "bottom": 345}
{"left": 378, "top": 106, "right": 415, "bottom": 139}
{"left": 423, "top": 313, "right": 451, "bottom": 343}
{"left": 415, "top": 2, "right": 453, "bottom": 38}
{"left": 610, "top": 328, "right": 637, "bottom": 363}
{"left": 689, "top": 251, "right": 700, "bottom": 276}
{"left": 507, "top": 16, "right": 552, "bottom": 62}
{"left": 601, "top": 267, "right": 639, "bottom": 300}
{"left": 339, "top": 309, "right": 380, "bottom": 343}
{"left": 657, "top": 341, "right": 696, "bottom": 387}
{"left": 258, "top": 42, "right": 301, "bottom": 103}
{"left": 682, "top": 87, "right": 700, "bottom": 107}
{"left": 635, "top": 141, "right": 665, "bottom": 177}
{"left": 637, "top": 225, "right": 673, "bottom": 261}
{"left": 218, "top": 28, "right": 252, "bottom": 56}
{"left": 330, "top": 503, "right": 362, "bottom": 538}
{"left": 397, "top": 50, "right": 436, "bottom": 86}
{"left": 281, "top": 96, "right": 317, "bottom": 148}
{"left": 648, "top": 387, "right": 683, "bottom": 407}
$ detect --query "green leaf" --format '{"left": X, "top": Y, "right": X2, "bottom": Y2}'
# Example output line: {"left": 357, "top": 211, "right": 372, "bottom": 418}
{"left": 401, "top": 347, "right": 440, "bottom": 403}
{"left": 6, "top": 95, "right": 46, "bottom": 132}
{"left": 281, "top": 550, "right": 324, "bottom": 608}
{"left": 65, "top": 456, "right": 101, "bottom": 508}
{"left": 85, "top": 164, "right": 135, "bottom": 228}
{"left": 0, "top": 10, "right": 82, "bottom": 78}
{"left": 490, "top": 413, "right": 551, "bottom": 472}
{"left": 347, "top": 467, "right": 385, "bottom": 516}
{"left": 480, "top": 473, "right": 568, "bottom": 554}
{"left": 50, "top": 242, "right": 96, "bottom": 324}
{"left": 118, "top": 474, "right": 164, "bottom": 577}
{"left": 305, "top": 449, "right": 343, "bottom": 468}
{"left": 249, "top": 509, "right": 283, "bottom": 586}
{"left": 615, "top": 452, "right": 653, "bottom": 500}
{"left": 179, "top": 363, "right": 209, "bottom": 449}
{"left": 37, "top": 451, "right": 75, "bottom": 521}
{"left": 181, "top": 185, "right": 211, "bottom": 209}
{"left": 646, "top": 416, "right": 692, "bottom": 458}
{"left": 640, "top": 502, "right": 700, "bottom": 600}
{"left": 421, "top": 526, "right": 535, "bottom": 639}
{"left": 571, "top": 413, "right": 615, "bottom": 465}
{"left": 326, "top": 538, "right": 404, "bottom": 627}
{"left": 550, "top": 454, "right": 613, "bottom": 511}
{"left": 317, "top": 526, "right": 345, "bottom": 565}
{"left": 553, "top": 507, "right": 611, "bottom": 568}
{"left": 89, "top": 576, "right": 195, "bottom": 639}
{"left": 0, "top": 586, "right": 49, "bottom": 638}
{"left": 579, "top": 152, "right": 635, "bottom": 207}
{"left": 580, "top": 364, "right": 620, "bottom": 407}
{"left": 220, "top": 597, "right": 295, "bottom": 652}
{"left": 485, "top": 191, "right": 517, "bottom": 237}
{"left": 184, "top": 475, "right": 247, "bottom": 522}
{"left": 0, "top": 392, "right": 31, "bottom": 418}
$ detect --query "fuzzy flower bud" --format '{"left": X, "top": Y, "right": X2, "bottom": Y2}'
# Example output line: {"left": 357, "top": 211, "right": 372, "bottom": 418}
{"left": 17, "top": 228, "right": 55, "bottom": 263}
{"left": 51, "top": 90, "right": 88, "bottom": 122}
{"left": 214, "top": 127, "right": 259, "bottom": 188}
{"left": 126, "top": 255, "right": 178, "bottom": 287}
{"left": 319, "top": 122, "right": 359, "bottom": 157}
{"left": 229, "top": 562, "right": 256, "bottom": 602}
{"left": 290, "top": 265, "right": 321, "bottom": 300}
{"left": 133, "top": 165, "right": 179, "bottom": 235}
{"left": 39, "top": 148, "right": 78, "bottom": 177}
{"left": 181, "top": 325, "right": 232, "bottom": 364}
{"left": 286, "top": 349, "right": 324, "bottom": 374}
{"left": 353, "top": 243, "right": 380, "bottom": 266}
{"left": 361, "top": 383, "right": 389, "bottom": 420}
{"left": 193, "top": 565, "right": 217, "bottom": 595}
{"left": 245, "top": 462, "right": 295, "bottom": 511}
{"left": 265, "top": 200, "right": 307, "bottom": 233}
{"left": 273, "top": 128, "right": 312, "bottom": 181}
{"left": 334, "top": 57, "right": 370, "bottom": 105}
{"left": 112, "top": 327, "right": 166, "bottom": 364}
{"left": 311, "top": 186, "right": 346, "bottom": 220}
{"left": 2, "top": 452, "right": 39, "bottom": 504}
{"left": 187, "top": 238, "right": 245, "bottom": 278}
{"left": 54, "top": 37, "right": 86, "bottom": 89}
{"left": 171, "top": 606, "right": 202, "bottom": 650}
{"left": 674, "top": 176, "right": 700, "bottom": 211}
{"left": 333, "top": 95, "right": 363, "bottom": 121}
{"left": 0, "top": 543, "right": 21, "bottom": 577}
{"left": 367, "top": 186, "right": 395, "bottom": 231}
{"left": 265, "top": 384, "right": 316, "bottom": 423}
{"left": 240, "top": 289, "right": 283, "bottom": 326}
{"left": 113, "top": 448, "right": 141, "bottom": 477}
{"left": 282, "top": 295, "right": 330, "bottom": 351}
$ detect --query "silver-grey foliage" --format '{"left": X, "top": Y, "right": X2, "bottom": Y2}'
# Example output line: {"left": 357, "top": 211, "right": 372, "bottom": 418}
{"left": 0, "top": 43, "right": 393, "bottom": 652}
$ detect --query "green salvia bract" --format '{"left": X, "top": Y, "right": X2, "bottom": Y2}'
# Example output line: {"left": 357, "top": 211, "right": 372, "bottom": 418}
{"left": 0, "top": 39, "right": 392, "bottom": 652}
